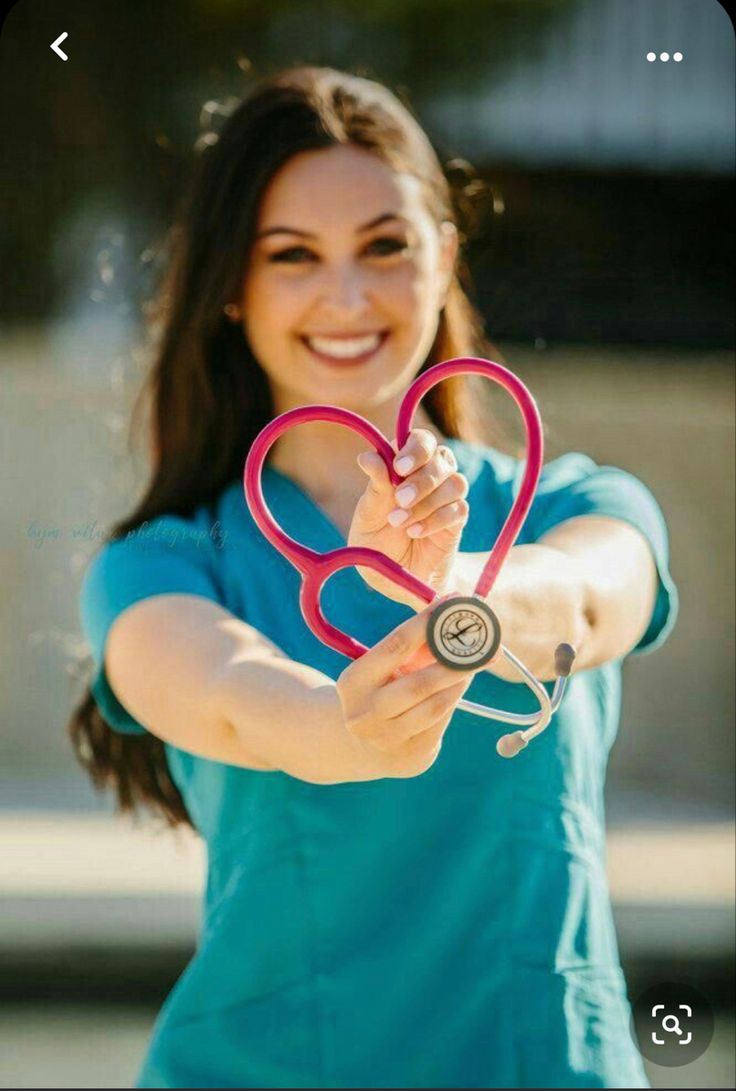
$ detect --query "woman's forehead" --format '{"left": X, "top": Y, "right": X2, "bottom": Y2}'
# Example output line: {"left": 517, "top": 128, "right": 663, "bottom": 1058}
{"left": 255, "top": 145, "right": 429, "bottom": 234}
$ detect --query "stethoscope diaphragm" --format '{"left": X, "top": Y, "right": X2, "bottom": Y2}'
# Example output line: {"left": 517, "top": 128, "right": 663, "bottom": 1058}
{"left": 426, "top": 595, "right": 501, "bottom": 670}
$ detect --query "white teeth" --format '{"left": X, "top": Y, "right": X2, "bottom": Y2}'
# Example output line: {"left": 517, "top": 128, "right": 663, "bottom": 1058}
{"left": 305, "top": 333, "right": 382, "bottom": 359}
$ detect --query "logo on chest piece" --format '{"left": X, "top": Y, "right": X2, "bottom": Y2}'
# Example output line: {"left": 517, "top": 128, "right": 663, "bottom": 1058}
{"left": 427, "top": 596, "right": 501, "bottom": 670}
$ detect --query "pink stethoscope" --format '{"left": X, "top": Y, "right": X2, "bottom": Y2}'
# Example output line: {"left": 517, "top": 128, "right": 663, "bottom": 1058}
{"left": 243, "top": 357, "right": 575, "bottom": 758}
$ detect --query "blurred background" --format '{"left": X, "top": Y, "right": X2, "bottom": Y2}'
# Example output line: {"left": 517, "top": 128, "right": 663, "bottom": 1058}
{"left": 0, "top": 0, "right": 733, "bottom": 1086}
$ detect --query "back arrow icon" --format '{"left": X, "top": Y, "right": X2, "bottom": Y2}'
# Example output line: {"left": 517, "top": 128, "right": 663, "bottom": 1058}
{"left": 51, "top": 32, "right": 69, "bottom": 61}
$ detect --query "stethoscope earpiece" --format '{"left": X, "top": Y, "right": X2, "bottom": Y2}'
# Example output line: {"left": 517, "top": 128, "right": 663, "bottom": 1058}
{"left": 554, "top": 643, "right": 576, "bottom": 677}
{"left": 492, "top": 642, "right": 578, "bottom": 758}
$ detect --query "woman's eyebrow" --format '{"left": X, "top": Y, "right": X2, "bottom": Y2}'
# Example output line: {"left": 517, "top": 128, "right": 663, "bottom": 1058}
{"left": 255, "top": 212, "right": 406, "bottom": 240}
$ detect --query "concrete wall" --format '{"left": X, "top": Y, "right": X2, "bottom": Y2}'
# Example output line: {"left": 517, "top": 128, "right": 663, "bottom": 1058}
{"left": 509, "top": 343, "right": 734, "bottom": 812}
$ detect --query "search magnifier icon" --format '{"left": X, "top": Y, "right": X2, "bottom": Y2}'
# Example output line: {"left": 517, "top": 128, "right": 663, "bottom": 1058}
{"left": 661, "top": 1014, "right": 682, "bottom": 1035}
{"left": 634, "top": 982, "right": 713, "bottom": 1065}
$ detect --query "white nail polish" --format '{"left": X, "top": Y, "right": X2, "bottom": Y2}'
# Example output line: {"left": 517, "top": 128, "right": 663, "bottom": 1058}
{"left": 395, "top": 484, "right": 416, "bottom": 507}
{"left": 395, "top": 456, "right": 414, "bottom": 475}
{"left": 406, "top": 523, "right": 423, "bottom": 538}
{"left": 387, "top": 508, "right": 409, "bottom": 527}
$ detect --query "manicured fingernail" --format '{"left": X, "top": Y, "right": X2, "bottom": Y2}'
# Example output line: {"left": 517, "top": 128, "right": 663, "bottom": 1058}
{"left": 395, "top": 484, "right": 416, "bottom": 507}
{"left": 395, "top": 456, "right": 414, "bottom": 475}
{"left": 406, "top": 523, "right": 423, "bottom": 538}
{"left": 387, "top": 508, "right": 409, "bottom": 527}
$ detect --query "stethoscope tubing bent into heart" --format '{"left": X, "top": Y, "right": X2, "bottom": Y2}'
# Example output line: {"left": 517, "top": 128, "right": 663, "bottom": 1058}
{"left": 243, "top": 357, "right": 576, "bottom": 758}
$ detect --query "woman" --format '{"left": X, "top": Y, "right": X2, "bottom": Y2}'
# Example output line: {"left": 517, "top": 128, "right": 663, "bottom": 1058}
{"left": 72, "top": 66, "right": 678, "bottom": 1088}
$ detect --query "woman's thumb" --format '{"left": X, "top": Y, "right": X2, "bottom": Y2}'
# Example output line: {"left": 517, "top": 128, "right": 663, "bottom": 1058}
{"left": 356, "top": 451, "right": 391, "bottom": 494}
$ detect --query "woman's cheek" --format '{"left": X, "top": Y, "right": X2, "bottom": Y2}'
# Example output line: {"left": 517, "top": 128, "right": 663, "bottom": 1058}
{"left": 250, "top": 273, "right": 306, "bottom": 328}
{"left": 376, "top": 263, "right": 422, "bottom": 314}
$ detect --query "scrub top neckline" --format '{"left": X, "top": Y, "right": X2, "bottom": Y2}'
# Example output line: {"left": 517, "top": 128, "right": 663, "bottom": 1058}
{"left": 259, "top": 435, "right": 464, "bottom": 548}
{"left": 261, "top": 463, "right": 348, "bottom": 548}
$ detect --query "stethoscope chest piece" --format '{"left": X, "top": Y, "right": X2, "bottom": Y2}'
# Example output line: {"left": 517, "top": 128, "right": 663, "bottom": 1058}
{"left": 426, "top": 595, "right": 502, "bottom": 671}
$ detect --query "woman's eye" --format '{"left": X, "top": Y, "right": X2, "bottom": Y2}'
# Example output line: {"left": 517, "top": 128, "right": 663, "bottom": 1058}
{"left": 365, "top": 237, "right": 408, "bottom": 257}
{"left": 266, "top": 238, "right": 407, "bottom": 264}
{"left": 268, "top": 246, "right": 315, "bottom": 264}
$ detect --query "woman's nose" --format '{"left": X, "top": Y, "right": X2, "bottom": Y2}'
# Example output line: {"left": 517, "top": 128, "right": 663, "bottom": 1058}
{"left": 317, "top": 263, "right": 370, "bottom": 315}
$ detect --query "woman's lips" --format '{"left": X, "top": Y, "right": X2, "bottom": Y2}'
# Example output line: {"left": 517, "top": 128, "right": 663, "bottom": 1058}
{"left": 300, "top": 331, "right": 389, "bottom": 366}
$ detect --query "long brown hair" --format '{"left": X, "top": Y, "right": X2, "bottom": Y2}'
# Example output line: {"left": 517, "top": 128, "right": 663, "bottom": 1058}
{"left": 68, "top": 65, "right": 509, "bottom": 831}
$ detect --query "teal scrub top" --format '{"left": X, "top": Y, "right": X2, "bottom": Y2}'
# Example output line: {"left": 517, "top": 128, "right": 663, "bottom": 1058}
{"left": 79, "top": 440, "right": 678, "bottom": 1090}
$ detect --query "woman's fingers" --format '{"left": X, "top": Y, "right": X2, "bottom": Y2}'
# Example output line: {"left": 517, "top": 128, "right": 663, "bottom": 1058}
{"left": 357, "top": 433, "right": 467, "bottom": 535}
{"left": 405, "top": 497, "right": 470, "bottom": 540}
{"left": 351, "top": 602, "right": 442, "bottom": 689}
{"left": 390, "top": 677, "right": 472, "bottom": 746}
{"left": 397, "top": 470, "right": 468, "bottom": 523}
{"left": 393, "top": 454, "right": 453, "bottom": 508}
{"left": 392, "top": 429, "right": 438, "bottom": 476}
{"left": 388, "top": 440, "right": 467, "bottom": 529}
{"left": 356, "top": 429, "right": 444, "bottom": 496}
{"left": 376, "top": 658, "right": 471, "bottom": 720}
{"left": 350, "top": 596, "right": 462, "bottom": 687}
{"left": 356, "top": 450, "right": 392, "bottom": 498}
{"left": 337, "top": 598, "right": 480, "bottom": 768}
{"left": 370, "top": 676, "right": 468, "bottom": 754}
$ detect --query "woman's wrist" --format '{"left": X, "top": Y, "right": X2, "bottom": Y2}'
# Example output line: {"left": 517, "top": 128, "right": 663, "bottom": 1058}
{"left": 442, "top": 546, "right": 591, "bottom": 682}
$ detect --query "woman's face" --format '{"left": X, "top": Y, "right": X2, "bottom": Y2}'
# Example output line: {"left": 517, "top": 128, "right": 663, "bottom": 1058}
{"left": 238, "top": 143, "right": 458, "bottom": 414}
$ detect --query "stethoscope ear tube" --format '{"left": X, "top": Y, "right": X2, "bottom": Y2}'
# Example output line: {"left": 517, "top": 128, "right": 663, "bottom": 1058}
{"left": 459, "top": 642, "right": 577, "bottom": 758}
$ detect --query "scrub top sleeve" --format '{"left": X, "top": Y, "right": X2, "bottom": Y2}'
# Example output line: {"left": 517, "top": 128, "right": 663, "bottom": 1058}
{"left": 529, "top": 453, "right": 679, "bottom": 656}
{"left": 79, "top": 514, "right": 224, "bottom": 735}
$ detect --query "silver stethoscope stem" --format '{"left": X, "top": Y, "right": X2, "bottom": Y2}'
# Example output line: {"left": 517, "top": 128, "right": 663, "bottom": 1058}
{"left": 424, "top": 590, "right": 576, "bottom": 758}
{"left": 457, "top": 642, "right": 574, "bottom": 757}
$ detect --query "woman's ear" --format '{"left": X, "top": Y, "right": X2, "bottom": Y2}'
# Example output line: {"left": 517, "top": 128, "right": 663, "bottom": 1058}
{"left": 438, "top": 221, "right": 459, "bottom": 307}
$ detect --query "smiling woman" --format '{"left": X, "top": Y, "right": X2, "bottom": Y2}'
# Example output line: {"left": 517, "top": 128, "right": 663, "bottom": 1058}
{"left": 239, "top": 151, "right": 458, "bottom": 422}
{"left": 71, "top": 65, "right": 677, "bottom": 1090}
{"left": 237, "top": 142, "right": 462, "bottom": 517}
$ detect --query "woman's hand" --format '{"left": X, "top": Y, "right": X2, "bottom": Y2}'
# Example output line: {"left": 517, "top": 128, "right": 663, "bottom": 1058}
{"left": 348, "top": 429, "right": 469, "bottom": 608}
{"left": 336, "top": 603, "right": 475, "bottom": 778}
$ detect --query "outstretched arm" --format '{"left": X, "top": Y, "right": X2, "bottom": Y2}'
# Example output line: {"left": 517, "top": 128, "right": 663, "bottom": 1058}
{"left": 447, "top": 515, "right": 659, "bottom": 681}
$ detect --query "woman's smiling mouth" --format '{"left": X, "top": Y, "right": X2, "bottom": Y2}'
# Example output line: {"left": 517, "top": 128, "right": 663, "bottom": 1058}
{"left": 300, "top": 331, "right": 389, "bottom": 365}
